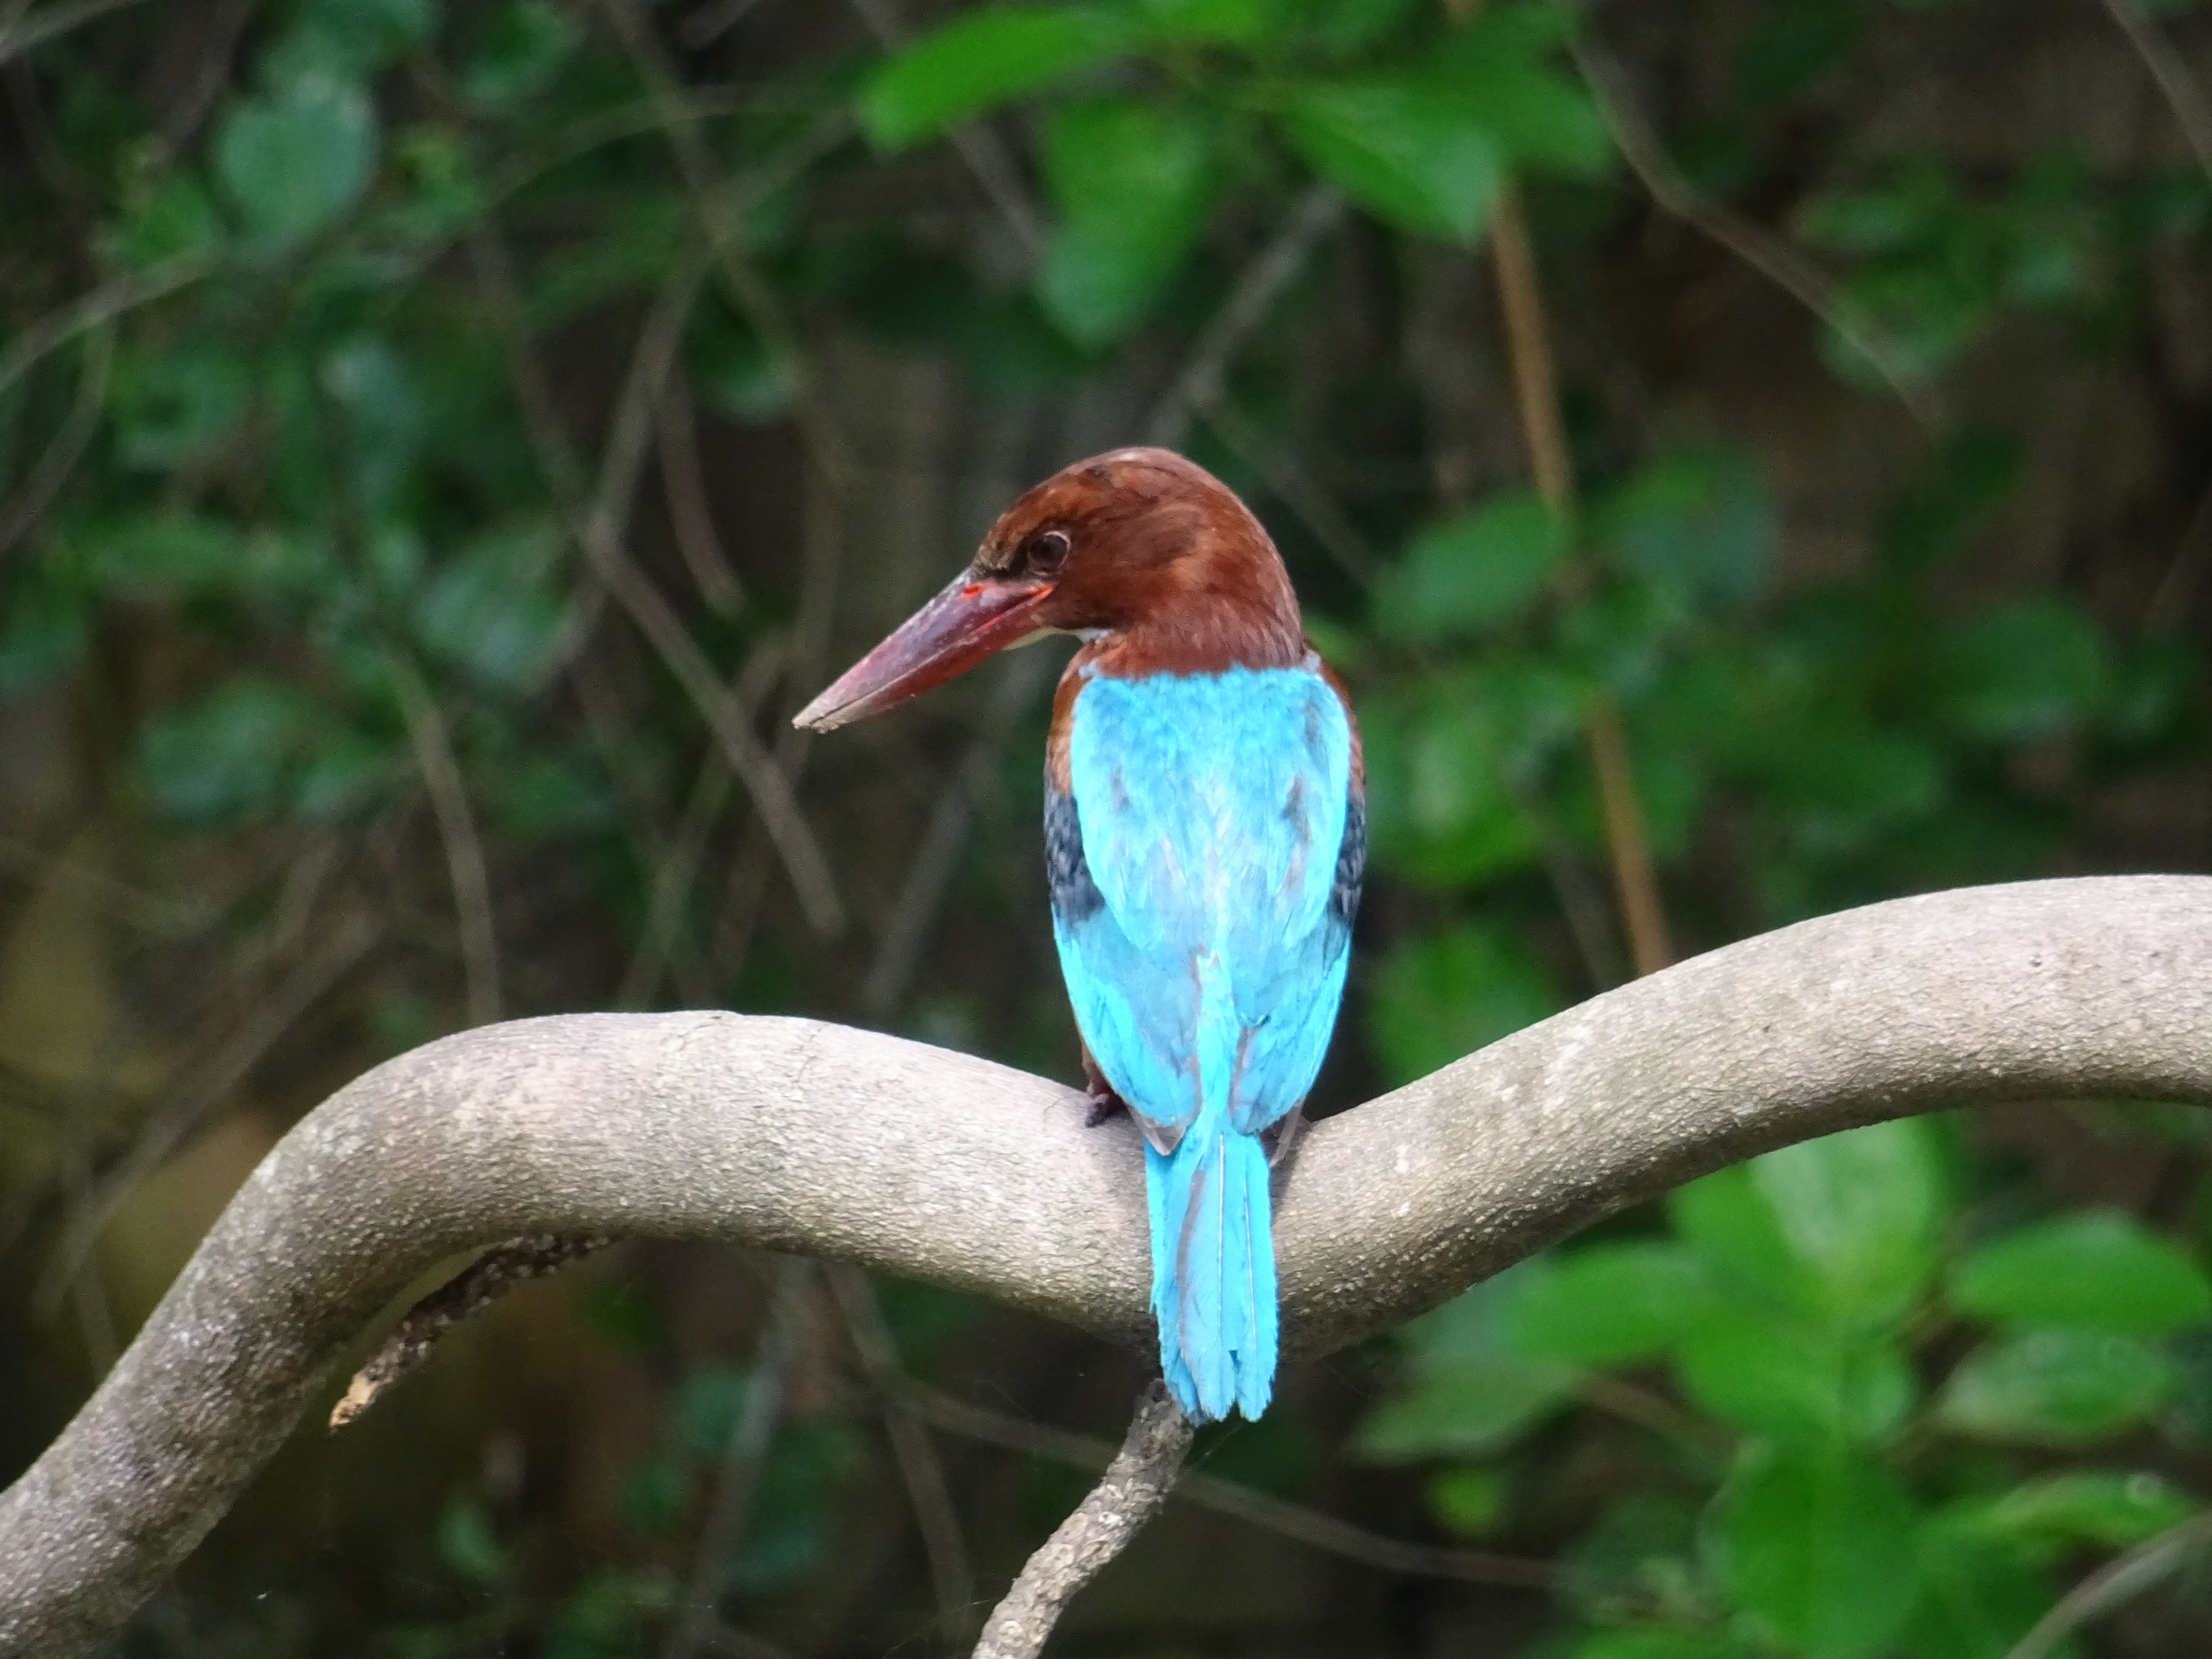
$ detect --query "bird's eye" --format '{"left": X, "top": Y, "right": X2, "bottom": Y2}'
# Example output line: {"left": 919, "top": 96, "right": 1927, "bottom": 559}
{"left": 1023, "top": 529, "right": 1071, "bottom": 572}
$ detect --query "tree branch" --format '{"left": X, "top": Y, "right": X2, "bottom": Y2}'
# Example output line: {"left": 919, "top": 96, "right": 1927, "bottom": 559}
{"left": 3, "top": 876, "right": 2210, "bottom": 1654}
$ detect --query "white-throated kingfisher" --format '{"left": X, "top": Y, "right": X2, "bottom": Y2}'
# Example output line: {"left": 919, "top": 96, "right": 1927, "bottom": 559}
{"left": 793, "top": 447, "right": 1365, "bottom": 1422}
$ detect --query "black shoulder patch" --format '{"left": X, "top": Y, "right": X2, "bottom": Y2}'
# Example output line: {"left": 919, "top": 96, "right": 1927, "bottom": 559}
{"left": 1045, "top": 787, "right": 1104, "bottom": 925}
{"left": 1329, "top": 794, "right": 1367, "bottom": 934}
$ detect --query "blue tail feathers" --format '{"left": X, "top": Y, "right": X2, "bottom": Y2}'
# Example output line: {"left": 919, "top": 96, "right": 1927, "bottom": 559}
{"left": 1145, "top": 1122, "right": 1278, "bottom": 1422}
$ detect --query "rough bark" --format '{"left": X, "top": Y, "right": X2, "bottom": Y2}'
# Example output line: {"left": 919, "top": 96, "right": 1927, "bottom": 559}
{"left": 2, "top": 876, "right": 2209, "bottom": 1655}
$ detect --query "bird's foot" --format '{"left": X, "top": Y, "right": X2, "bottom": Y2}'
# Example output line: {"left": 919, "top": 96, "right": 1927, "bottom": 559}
{"left": 1263, "top": 1103, "right": 1308, "bottom": 1168}
{"left": 1081, "top": 1052, "right": 1131, "bottom": 1128}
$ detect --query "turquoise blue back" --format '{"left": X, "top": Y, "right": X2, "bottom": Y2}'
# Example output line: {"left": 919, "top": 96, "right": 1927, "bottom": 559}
{"left": 1048, "top": 664, "right": 1359, "bottom": 1420}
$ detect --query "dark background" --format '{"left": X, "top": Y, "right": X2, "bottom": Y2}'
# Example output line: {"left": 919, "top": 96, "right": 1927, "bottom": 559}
{"left": 2, "top": 0, "right": 2210, "bottom": 1654}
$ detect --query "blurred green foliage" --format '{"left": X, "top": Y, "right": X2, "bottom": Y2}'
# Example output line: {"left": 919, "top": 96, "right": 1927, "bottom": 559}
{"left": 1, "top": 0, "right": 2209, "bottom": 1653}
{"left": 1360, "top": 1123, "right": 2211, "bottom": 1658}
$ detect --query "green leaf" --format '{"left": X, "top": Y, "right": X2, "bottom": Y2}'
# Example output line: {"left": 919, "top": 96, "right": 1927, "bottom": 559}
{"left": 1671, "top": 1120, "right": 1946, "bottom": 1332}
{"left": 0, "top": 570, "right": 90, "bottom": 694}
{"left": 274, "top": 0, "right": 437, "bottom": 78}
{"left": 214, "top": 70, "right": 380, "bottom": 252}
{"left": 1674, "top": 1313, "right": 1916, "bottom": 1444}
{"left": 1361, "top": 660, "right": 1576, "bottom": 885}
{"left": 460, "top": 0, "right": 579, "bottom": 109}
{"left": 1503, "top": 1242, "right": 1722, "bottom": 1368}
{"left": 1938, "top": 1328, "right": 2178, "bottom": 1444}
{"left": 1426, "top": 1465, "right": 1511, "bottom": 1537}
{"left": 112, "top": 344, "right": 249, "bottom": 471}
{"left": 1130, "top": 0, "right": 1269, "bottom": 44}
{"left": 1936, "top": 595, "right": 2110, "bottom": 743}
{"left": 859, "top": 6, "right": 1133, "bottom": 150}
{"left": 1373, "top": 489, "right": 1569, "bottom": 641}
{"left": 1898, "top": 1522, "right": 2056, "bottom": 1659}
{"left": 1960, "top": 1470, "right": 2199, "bottom": 1556}
{"left": 81, "top": 514, "right": 246, "bottom": 591}
{"left": 413, "top": 525, "right": 565, "bottom": 691}
{"left": 1568, "top": 1633, "right": 1743, "bottom": 1659}
{"left": 1356, "top": 1267, "right": 1581, "bottom": 1459}
{"left": 1599, "top": 447, "right": 1773, "bottom": 613}
{"left": 1036, "top": 97, "right": 1216, "bottom": 346}
{"left": 1749, "top": 1118, "right": 1948, "bottom": 1329}
{"left": 1708, "top": 1443, "right": 1921, "bottom": 1659}
{"left": 1950, "top": 1210, "right": 2212, "bottom": 1336}
{"left": 1280, "top": 81, "right": 1502, "bottom": 242}
{"left": 1367, "top": 921, "right": 1559, "bottom": 1086}
{"left": 138, "top": 676, "right": 363, "bottom": 825}
{"left": 1429, "top": 9, "right": 1611, "bottom": 177}
{"left": 435, "top": 1497, "right": 507, "bottom": 1587}
{"left": 105, "top": 172, "right": 225, "bottom": 269}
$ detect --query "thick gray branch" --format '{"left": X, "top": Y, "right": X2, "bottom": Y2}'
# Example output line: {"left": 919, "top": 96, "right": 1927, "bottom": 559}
{"left": 3, "top": 876, "right": 2209, "bottom": 1654}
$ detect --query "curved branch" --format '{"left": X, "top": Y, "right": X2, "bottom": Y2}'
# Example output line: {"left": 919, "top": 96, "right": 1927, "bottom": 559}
{"left": 3, "top": 875, "right": 2210, "bottom": 1654}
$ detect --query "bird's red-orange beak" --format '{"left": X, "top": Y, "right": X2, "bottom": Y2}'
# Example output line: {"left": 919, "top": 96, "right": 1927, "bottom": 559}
{"left": 792, "top": 570, "right": 1055, "bottom": 732}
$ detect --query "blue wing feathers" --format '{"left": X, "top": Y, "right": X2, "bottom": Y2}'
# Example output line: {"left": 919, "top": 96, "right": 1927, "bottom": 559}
{"left": 1048, "top": 664, "right": 1355, "bottom": 1421}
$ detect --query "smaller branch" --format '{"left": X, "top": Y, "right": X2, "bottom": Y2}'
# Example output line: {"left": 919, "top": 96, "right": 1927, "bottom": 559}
{"left": 469, "top": 227, "right": 847, "bottom": 937}
{"left": 2143, "top": 474, "right": 2212, "bottom": 633}
{"left": 905, "top": 1381, "right": 1554, "bottom": 1589}
{"left": 1145, "top": 186, "right": 1345, "bottom": 448}
{"left": 658, "top": 369, "right": 746, "bottom": 617}
{"left": 1570, "top": 35, "right": 1942, "bottom": 431}
{"left": 680, "top": 0, "right": 773, "bottom": 49}
{"left": 862, "top": 649, "right": 1053, "bottom": 1021}
{"left": 0, "top": 253, "right": 214, "bottom": 406}
{"left": 329, "top": 1233, "right": 615, "bottom": 1428}
{"left": 2001, "top": 1511, "right": 2212, "bottom": 1659}
{"left": 1482, "top": 178, "right": 1675, "bottom": 975}
{"left": 0, "top": 0, "right": 146, "bottom": 67}
{"left": 1586, "top": 693, "right": 1672, "bottom": 976}
{"left": 1198, "top": 399, "right": 1377, "bottom": 585}
{"left": 390, "top": 653, "right": 504, "bottom": 1029}
{"left": 664, "top": 1259, "right": 817, "bottom": 1659}
{"left": 2098, "top": 0, "right": 2212, "bottom": 189}
{"left": 0, "top": 318, "right": 110, "bottom": 559}
{"left": 594, "top": 0, "right": 857, "bottom": 485}
{"left": 827, "top": 1266, "right": 978, "bottom": 1652}
{"left": 846, "top": 0, "right": 1047, "bottom": 259}
{"left": 972, "top": 1384, "right": 1194, "bottom": 1659}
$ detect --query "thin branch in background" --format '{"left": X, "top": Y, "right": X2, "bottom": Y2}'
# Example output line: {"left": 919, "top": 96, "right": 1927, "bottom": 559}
{"left": 663, "top": 1259, "right": 818, "bottom": 1659}
{"left": 971, "top": 1384, "right": 1194, "bottom": 1659}
{"left": 1482, "top": 171, "right": 1674, "bottom": 976}
{"left": 37, "top": 912, "right": 381, "bottom": 1310}
{"left": 2143, "top": 473, "right": 2212, "bottom": 632}
{"left": 845, "top": 0, "right": 1047, "bottom": 260}
{"left": 658, "top": 367, "right": 747, "bottom": 617}
{"left": 861, "top": 648, "right": 1054, "bottom": 1022}
{"left": 152, "top": 0, "right": 251, "bottom": 158}
{"left": 1199, "top": 399, "right": 1377, "bottom": 585}
{"left": 1144, "top": 185, "right": 1345, "bottom": 448}
{"left": 594, "top": 0, "right": 857, "bottom": 486}
{"left": 2098, "top": 0, "right": 2212, "bottom": 189}
{"left": 0, "top": 252, "right": 215, "bottom": 410}
{"left": 900, "top": 1381, "right": 1556, "bottom": 1590}
{"left": 469, "top": 226, "right": 847, "bottom": 936}
{"left": 1570, "top": 35, "right": 1942, "bottom": 432}
{"left": 618, "top": 637, "right": 787, "bottom": 1010}
{"left": 2001, "top": 1511, "right": 2212, "bottom": 1659}
{"left": 0, "top": 0, "right": 148, "bottom": 67}
{"left": 0, "top": 318, "right": 110, "bottom": 559}
{"left": 329, "top": 1233, "right": 617, "bottom": 1427}
{"left": 389, "top": 652, "right": 504, "bottom": 1029}
{"left": 826, "top": 1266, "right": 978, "bottom": 1652}
{"left": 680, "top": 0, "right": 774, "bottom": 49}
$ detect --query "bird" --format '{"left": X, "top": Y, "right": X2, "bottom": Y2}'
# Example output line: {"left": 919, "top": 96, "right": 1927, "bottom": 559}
{"left": 793, "top": 447, "right": 1364, "bottom": 1423}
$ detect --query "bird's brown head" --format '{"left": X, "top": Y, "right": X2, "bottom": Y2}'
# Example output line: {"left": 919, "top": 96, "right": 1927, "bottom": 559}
{"left": 792, "top": 447, "right": 1305, "bottom": 732}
